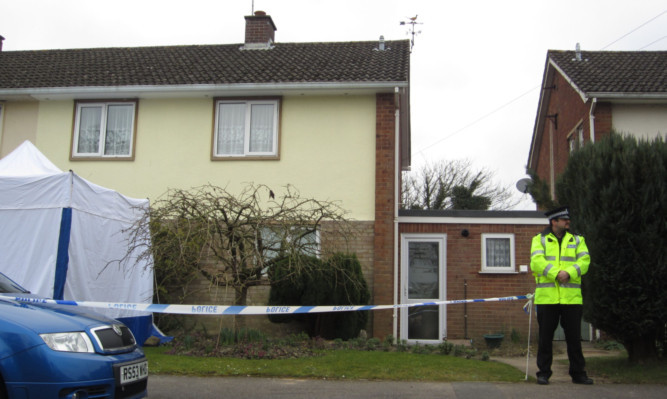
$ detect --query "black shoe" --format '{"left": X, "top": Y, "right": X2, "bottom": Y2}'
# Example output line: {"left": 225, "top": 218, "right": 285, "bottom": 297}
{"left": 537, "top": 376, "right": 549, "bottom": 385}
{"left": 572, "top": 377, "right": 594, "bottom": 385}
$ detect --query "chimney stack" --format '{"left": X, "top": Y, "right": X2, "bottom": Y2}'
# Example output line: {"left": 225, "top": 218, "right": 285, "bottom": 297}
{"left": 0, "top": 35, "right": 5, "bottom": 52}
{"left": 244, "top": 11, "right": 277, "bottom": 45}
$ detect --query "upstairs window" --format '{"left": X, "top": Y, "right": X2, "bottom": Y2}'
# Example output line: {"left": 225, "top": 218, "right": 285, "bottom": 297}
{"left": 213, "top": 99, "right": 280, "bottom": 159}
{"left": 481, "top": 233, "right": 515, "bottom": 273}
{"left": 568, "top": 125, "right": 585, "bottom": 153}
{"left": 72, "top": 101, "right": 137, "bottom": 159}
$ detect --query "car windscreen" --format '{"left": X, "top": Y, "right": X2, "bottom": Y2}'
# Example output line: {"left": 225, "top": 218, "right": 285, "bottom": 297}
{"left": 0, "top": 273, "right": 29, "bottom": 293}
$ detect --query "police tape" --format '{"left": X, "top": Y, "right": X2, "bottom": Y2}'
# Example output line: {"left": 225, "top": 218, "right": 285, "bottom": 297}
{"left": 2, "top": 294, "right": 533, "bottom": 316}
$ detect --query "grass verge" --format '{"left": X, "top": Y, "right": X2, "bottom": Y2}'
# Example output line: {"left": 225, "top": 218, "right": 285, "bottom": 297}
{"left": 585, "top": 353, "right": 667, "bottom": 384}
{"left": 144, "top": 346, "right": 525, "bottom": 382}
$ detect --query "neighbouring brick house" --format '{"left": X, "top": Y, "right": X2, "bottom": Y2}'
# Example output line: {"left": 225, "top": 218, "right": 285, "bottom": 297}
{"left": 527, "top": 47, "right": 667, "bottom": 193}
{"left": 525, "top": 48, "right": 667, "bottom": 343}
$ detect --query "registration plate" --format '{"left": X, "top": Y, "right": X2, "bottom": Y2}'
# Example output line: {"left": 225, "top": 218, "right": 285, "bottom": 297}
{"left": 118, "top": 360, "right": 148, "bottom": 385}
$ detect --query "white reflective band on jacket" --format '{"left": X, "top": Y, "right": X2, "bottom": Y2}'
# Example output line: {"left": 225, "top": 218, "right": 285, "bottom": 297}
{"left": 530, "top": 229, "right": 590, "bottom": 304}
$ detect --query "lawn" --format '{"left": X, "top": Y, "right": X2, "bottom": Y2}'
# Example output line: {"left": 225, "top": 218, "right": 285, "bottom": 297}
{"left": 144, "top": 346, "right": 525, "bottom": 382}
{"left": 144, "top": 345, "right": 666, "bottom": 384}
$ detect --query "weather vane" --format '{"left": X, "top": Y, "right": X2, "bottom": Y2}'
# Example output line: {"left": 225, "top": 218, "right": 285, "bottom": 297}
{"left": 400, "top": 15, "right": 422, "bottom": 52}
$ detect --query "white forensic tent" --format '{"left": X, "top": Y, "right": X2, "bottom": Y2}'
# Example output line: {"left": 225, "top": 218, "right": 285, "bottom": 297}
{"left": 0, "top": 141, "right": 154, "bottom": 344}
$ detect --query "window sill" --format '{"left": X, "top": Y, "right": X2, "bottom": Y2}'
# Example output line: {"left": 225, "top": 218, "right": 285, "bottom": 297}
{"left": 478, "top": 270, "right": 519, "bottom": 275}
{"left": 211, "top": 155, "right": 280, "bottom": 161}
{"left": 70, "top": 156, "right": 135, "bottom": 161}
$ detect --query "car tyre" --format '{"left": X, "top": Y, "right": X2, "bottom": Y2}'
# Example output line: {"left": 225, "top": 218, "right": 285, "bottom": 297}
{"left": 0, "top": 376, "right": 7, "bottom": 399}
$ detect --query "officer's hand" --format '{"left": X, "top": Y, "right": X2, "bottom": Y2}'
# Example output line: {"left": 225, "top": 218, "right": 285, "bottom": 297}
{"left": 557, "top": 270, "right": 570, "bottom": 283}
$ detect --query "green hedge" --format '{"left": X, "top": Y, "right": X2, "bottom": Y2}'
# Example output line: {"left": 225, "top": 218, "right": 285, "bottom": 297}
{"left": 268, "top": 253, "right": 370, "bottom": 340}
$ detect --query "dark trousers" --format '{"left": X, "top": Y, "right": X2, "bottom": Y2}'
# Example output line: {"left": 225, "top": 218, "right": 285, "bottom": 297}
{"left": 536, "top": 304, "right": 587, "bottom": 379}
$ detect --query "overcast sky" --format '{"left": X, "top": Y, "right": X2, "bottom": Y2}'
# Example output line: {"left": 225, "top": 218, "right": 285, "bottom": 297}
{"left": 2, "top": 0, "right": 666, "bottom": 209}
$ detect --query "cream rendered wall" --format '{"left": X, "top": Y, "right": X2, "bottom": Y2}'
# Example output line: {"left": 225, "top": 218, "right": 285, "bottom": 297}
{"left": 0, "top": 101, "right": 39, "bottom": 157}
{"left": 612, "top": 103, "right": 667, "bottom": 140}
{"left": 34, "top": 95, "right": 377, "bottom": 220}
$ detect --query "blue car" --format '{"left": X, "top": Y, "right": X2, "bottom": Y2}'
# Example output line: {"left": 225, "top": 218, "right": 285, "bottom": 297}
{"left": 0, "top": 272, "right": 148, "bottom": 399}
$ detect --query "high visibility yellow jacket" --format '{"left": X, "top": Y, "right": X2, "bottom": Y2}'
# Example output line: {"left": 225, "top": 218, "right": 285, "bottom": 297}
{"left": 530, "top": 227, "right": 590, "bottom": 305}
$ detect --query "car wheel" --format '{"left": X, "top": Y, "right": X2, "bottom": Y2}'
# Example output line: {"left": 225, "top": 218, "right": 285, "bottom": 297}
{"left": 0, "top": 376, "right": 7, "bottom": 399}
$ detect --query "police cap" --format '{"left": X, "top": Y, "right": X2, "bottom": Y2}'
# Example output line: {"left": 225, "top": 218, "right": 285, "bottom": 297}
{"left": 545, "top": 205, "right": 570, "bottom": 220}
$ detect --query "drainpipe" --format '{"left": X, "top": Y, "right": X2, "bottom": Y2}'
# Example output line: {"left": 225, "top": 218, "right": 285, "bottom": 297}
{"left": 464, "top": 279, "right": 468, "bottom": 339}
{"left": 393, "top": 87, "right": 400, "bottom": 340}
{"left": 549, "top": 124, "right": 555, "bottom": 200}
{"left": 589, "top": 98, "right": 597, "bottom": 143}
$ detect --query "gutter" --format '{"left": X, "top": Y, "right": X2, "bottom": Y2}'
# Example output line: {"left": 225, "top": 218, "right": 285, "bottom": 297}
{"left": 399, "top": 216, "right": 547, "bottom": 225}
{"left": 0, "top": 81, "right": 410, "bottom": 100}
{"left": 585, "top": 92, "right": 667, "bottom": 101}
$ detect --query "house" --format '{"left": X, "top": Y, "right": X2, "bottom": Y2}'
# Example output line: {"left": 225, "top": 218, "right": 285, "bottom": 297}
{"left": 526, "top": 48, "right": 667, "bottom": 343}
{"left": 0, "top": 12, "right": 410, "bottom": 338}
{"left": 0, "top": 11, "right": 552, "bottom": 345}
{"left": 527, "top": 47, "right": 667, "bottom": 193}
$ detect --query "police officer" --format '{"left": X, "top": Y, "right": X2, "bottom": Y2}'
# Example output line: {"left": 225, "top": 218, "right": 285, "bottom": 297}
{"left": 530, "top": 205, "right": 593, "bottom": 385}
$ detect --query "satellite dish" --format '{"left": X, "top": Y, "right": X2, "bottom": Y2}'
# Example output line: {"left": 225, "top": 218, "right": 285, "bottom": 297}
{"left": 516, "top": 178, "right": 531, "bottom": 194}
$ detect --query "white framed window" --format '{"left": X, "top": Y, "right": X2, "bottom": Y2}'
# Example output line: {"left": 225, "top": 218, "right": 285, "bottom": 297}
{"left": 0, "top": 104, "right": 4, "bottom": 141}
{"left": 72, "top": 101, "right": 137, "bottom": 159}
{"left": 261, "top": 226, "right": 320, "bottom": 260}
{"left": 568, "top": 125, "right": 585, "bottom": 153}
{"left": 481, "top": 233, "right": 515, "bottom": 273}
{"left": 213, "top": 98, "right": 280, "bottom": 159}
{"left": 259, "top": 226, "right": 320, "bottom": 276}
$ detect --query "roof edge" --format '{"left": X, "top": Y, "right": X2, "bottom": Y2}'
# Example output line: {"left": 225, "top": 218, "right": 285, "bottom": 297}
{"left": 586, "top": 92, "right": 667, "bottom": 100}
{"left": 548, "top": 58, "right": 588, "bottom": 102}
{"left": 399, "top": 209, "right": 546, "bottom": 225}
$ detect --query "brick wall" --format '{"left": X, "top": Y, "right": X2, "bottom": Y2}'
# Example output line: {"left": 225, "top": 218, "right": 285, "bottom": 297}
{"left": 373, "top": 93, "right": 397, "bottom": 339}
{"left": 158, "top": 220, "right": 376, "bottom": 336}
{"left": 593, "top": 102, "right": 613, "bottom": 140}
{"left": 399, "top": 222, "right": 545, "bottom": 344}
{"left": 244, "top": 14, "right": 276, "bottom": 44}
{"left": 320, "top": 221, "right": 375, "bottom": 296}
{"left": 534, "top": 72, "right": 613, "bottom": 187}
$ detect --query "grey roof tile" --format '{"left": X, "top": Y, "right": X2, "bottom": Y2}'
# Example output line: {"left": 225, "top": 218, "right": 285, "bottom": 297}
{"left": 0, "top": 41, "right": 410, "bottom": 89}
{"left": 548, "top": 50, "right": 667, "bottom": 94}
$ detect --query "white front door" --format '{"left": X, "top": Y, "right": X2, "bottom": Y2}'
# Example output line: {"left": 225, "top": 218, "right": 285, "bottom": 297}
{"left": 400, "top": 234, "right": 447, "bottom": 344}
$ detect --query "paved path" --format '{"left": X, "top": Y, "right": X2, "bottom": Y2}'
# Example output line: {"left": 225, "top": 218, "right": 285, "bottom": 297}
{"left": 493, "top": 341, "right": 619, "bottom": 382}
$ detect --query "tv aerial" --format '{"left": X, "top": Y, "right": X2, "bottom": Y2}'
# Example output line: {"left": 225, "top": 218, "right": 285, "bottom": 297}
{"left": 400, "top": 15, "right": 422, "bottom": 52}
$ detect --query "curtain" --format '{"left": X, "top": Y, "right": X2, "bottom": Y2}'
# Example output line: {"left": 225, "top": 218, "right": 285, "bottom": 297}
{"left": 217, "top": 103, "right": 246, "bottom": 155}
{"left": 104, "top": 104, "right": 133, "bottom": 155}
{"left": 486, "top": 237, "right": 510, "bottom": 267}
{"left": 77, "top": 106, "right": 102, "bottom": 154}
{"left": 249, "top": 103, "right": 274, "bottom": 153}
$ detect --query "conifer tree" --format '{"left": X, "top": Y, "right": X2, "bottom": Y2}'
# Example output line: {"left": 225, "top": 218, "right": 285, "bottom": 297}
{"left": 556, "top": 133, "right": 666, "bottom": 362}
